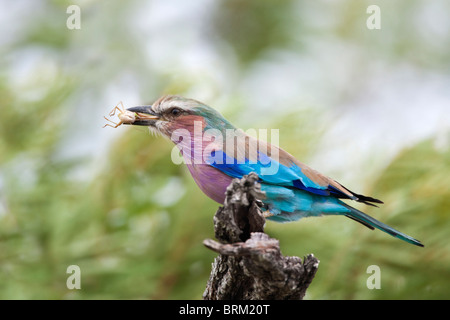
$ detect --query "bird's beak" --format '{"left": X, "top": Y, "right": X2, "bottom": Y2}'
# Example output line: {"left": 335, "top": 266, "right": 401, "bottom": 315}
{"left": 126, "top": 105, "right": 160, "bottom": 126}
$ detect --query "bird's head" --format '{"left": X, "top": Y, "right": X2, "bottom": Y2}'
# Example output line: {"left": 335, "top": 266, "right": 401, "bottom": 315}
{"left": 127, "top": 95, "right": 234, "bottom": 138}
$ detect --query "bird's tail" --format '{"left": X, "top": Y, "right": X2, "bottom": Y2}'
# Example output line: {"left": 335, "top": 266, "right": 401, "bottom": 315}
{"left": 341, "top": 203, "right": 424, "bottom": 247}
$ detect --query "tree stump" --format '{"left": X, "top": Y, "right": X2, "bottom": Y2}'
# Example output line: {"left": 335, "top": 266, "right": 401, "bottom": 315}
{"left": 203, "top": 173, "right": 319, "bottom": 300}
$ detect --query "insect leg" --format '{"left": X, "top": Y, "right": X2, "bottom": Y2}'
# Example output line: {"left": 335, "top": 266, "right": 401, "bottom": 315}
{"left": 103, "top": 116, "right": 122, "bottom": 128}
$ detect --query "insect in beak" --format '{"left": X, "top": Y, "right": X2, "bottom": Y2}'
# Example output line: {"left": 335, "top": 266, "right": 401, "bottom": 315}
{"left": 126, "top": 106, "right": 160, "bottom": 126}
{"left": 103, "top": 103, "right": 160, "bottom": 128}
{"left": 103, "top": 101, "right": 137, "bottom": 128}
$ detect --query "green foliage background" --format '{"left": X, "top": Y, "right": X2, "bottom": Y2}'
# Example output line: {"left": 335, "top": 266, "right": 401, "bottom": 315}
{"left": 0, "top": 0, "right": 448, "bottom": 299}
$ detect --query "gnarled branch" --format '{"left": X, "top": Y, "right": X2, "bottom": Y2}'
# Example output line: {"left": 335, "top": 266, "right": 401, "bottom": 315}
{"left": 203, "top": 173, "right": 319, "bottom": 300}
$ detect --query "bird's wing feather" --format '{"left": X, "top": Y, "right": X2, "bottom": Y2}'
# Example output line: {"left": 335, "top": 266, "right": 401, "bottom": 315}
{"left": 206, "top": 139, "right": 382, "bottom": 205}
{"left": 206, "top": 148, "right": 352, "bottom": 198}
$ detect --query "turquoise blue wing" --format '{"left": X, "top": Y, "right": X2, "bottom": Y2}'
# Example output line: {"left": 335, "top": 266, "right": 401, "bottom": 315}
{"left": 208, "top": 150, "right": 333, "bottom": 197}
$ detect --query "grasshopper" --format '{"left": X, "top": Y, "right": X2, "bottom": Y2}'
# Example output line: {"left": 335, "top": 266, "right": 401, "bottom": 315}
{"left": 103, "top": 101, "right": 137, "bottom": 128}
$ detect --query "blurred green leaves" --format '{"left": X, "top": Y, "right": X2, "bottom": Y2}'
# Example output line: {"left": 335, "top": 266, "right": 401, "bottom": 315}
{"left": 211, "top": 0, "right": 297, "bottom": 65}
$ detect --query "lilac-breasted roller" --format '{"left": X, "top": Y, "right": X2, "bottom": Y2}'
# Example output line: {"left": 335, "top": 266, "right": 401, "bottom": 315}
{"left": 126, "top": 95, "right": 423, "bottom": 247}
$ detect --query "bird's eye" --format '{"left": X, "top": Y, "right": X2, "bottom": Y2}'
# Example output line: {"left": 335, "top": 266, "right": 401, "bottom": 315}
{"left": 171, "top": 108, "right": 181, "bottom": 116}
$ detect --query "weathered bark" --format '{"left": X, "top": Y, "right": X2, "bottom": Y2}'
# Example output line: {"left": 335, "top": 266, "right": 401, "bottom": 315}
{"left": 203, "top": 173, "right": 319, "bottom": 300}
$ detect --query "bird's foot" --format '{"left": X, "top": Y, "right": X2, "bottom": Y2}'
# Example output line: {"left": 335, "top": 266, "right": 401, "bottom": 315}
{"left": 262, "top": 210, "right": 274, "bottom": 218}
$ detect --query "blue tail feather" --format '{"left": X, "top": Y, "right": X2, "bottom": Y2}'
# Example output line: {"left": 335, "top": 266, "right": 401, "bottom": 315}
{"left": 260, "top": 184, "right": 424, "bottom": 247}
{"left": 341, "top": 203, "right": 424, "bottom": 247}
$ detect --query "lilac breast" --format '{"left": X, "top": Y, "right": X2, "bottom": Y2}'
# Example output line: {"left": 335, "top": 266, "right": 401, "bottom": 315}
{"left": 186, "top": 163, "right": 233, "bottom": 204}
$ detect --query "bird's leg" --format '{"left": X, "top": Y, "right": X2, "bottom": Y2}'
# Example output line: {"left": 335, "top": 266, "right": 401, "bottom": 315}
{"left": 262, "top": 210, "right": 274, "bottom": 218}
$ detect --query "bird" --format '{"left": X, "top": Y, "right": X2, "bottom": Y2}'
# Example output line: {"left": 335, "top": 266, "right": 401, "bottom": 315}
{"left": 125, "top": 95, "right": 423, "bottom": 247}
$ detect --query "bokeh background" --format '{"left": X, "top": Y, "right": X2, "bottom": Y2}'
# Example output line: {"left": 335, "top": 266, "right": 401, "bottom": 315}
{"left": 0, "top": 0, "right": 449, "bottom": 299}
